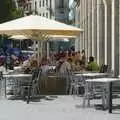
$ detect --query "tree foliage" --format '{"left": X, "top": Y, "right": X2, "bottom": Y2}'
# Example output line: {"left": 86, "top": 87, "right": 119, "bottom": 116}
{"left": 0, "top": 0, "right": 22, "bottom": 23}
{"left": 0, "top": 0, "right": 22, "bottom": 47}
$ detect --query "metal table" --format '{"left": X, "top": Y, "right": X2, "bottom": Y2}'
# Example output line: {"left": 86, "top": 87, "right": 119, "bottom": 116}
{"left": 75, "top": 73, "right": 108, "bottom": 77}
{"left": 3, "top": 74, "right": 32, "bottom": 97}
{"left": 86, "top": 78, "right": 120, "bottom": 113}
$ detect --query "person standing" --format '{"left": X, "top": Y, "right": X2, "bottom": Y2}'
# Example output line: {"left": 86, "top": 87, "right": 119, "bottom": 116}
{"left": 59, "top": 57, "right": 72, "bottom": 94}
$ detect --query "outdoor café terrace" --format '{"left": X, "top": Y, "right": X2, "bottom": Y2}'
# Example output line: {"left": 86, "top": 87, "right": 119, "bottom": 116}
{"left": 0, "top": 15, "right": 120, "bottom": 119}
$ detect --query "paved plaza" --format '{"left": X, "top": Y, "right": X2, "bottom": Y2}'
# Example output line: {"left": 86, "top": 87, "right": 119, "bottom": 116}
{"left": 0, "top": 96, "right": 120, "bottom": 120}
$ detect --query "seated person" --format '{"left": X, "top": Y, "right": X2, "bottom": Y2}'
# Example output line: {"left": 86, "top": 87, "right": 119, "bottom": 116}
{"left": 59, "top": 57, "right": 72, "bottom": 74}
{"left": 87, "top": 56, "right": 99, "bottom": 71}
{"left": 23, "top": 60, "right": 38, "bottom": 74}
{"left": 30, "top": 60, "right": 38, "bottom": 70}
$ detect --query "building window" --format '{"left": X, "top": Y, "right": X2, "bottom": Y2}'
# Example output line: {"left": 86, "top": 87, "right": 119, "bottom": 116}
{"left": 46, "top": 0, "right": 48, "bottom": 6}
{"left": 43, "top": 13, "right": 44, "bottom": 17}
{"left": 60, "top": 0, "right": 64, "bottom": 8}
{"left": 35, "top": 1, "right": 37, "bottom": 13}
{"left": 43, "top": 0, "right": 45, "bottom": 7}
{"left": 46, "top": 13, "right": 48, "bottom": 18}
{"left": 39, "top": 0, "right": 41, "bottom": 7}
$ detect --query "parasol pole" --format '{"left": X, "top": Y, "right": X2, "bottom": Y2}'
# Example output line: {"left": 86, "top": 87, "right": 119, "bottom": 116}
{"left": 47, "top": 41, "right": 49, "bottom": 60}
{"left": 19, "top": 40, "right": 21, "bottom": 49}
{"left": 33, "top": 40, "right": 36, "bottom": 54}
{"left": 41, "top": 41, "right": 43, "bottom": 59}
{"left": 37, "top": 41, "right": 40, "bottom": 66}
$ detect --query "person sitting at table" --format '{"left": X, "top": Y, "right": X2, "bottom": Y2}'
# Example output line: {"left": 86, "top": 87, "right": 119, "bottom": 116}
{"left": 30, "top": 60, "right": 38, "bottom": 70}
{"left": 87, "top": 56, "right": 99, "bottom": 71}
{"left": 59, "top": 57, "right": 72, "bottom": 74}
{"left": 22, "top": 59, "right": 38, "bottom": 74}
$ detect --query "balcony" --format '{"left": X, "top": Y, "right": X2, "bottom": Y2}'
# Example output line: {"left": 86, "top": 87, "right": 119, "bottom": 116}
{"left": 57, "top": 5, "right": 69, "bottom": 10}
{"left": 74, "top": 0, "right": 80, "bottom": 6}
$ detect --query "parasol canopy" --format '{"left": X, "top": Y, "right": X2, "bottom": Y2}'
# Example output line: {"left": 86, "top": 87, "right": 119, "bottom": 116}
{"left": 0, "top": 15, "right": 83, "bottom": 38}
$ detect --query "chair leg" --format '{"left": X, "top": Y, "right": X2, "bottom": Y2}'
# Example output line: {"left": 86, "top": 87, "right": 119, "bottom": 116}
{"left": 83, "top": 83, "right": 90, "bottom": 107}
{"left": 37, "top": 86, "right": 41, "bottom": 99}
{"left": 83, "top": 94, "right": 86, "bottom": 108}
{"left": 87, "top": 97, "right": 90, "bottom": 107}
{"left": 27, "top": 86, "right": 31, "bottom": 104}
{"left": 69, "top": 85, "right": 72, "bottom": 95}
{"left": 76, "top": 87, "right": 79, "bottom": 96}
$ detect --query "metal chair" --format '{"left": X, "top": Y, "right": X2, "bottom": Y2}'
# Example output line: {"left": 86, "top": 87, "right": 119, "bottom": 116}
{"left": 83, "top": 78, "right": 109, "bottom": 109}
{"left": 82, "top": 73, "right": 110, "bottom": 109}
{"left": 0, "top": 71, "right": 3, "bottom": 96}
{"left": 26, "top": 68, "right": 42, "bottom": 104}
{"left": 69, "top": 73, "right": 85, "bottom": 96}
{"left": 5, "top": 72, "right": 19, "bottom": 97}
{"left": 6, "top": 77, "right": 19, "bottom": 96}
{"left": 111, "top": 81, "right": 120, "bottom": 110}
{"left": 99, "top": 64, "right": 108, "bottom": 73}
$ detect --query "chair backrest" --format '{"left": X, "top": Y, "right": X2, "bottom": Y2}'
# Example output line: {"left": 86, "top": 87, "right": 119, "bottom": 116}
{"left": 37, "top": 68, "right": 42, "bottom": 81}
{"left": 103, "top": 65, "right": 108, "bottom": 73}
{"left": 0, "top": 71, "right": 3, "bottom": 80}
{"left": 31, "top": 69, "right": 38, "bottom": 80}
{"left": 30, "top": 68, "right": 40, "bottom": 84}
{"left": 99, "top": 64, "right": 108, "bottom": 73}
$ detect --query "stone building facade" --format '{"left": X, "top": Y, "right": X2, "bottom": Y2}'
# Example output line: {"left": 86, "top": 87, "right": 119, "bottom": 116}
{"left": 32, "top": 0, "right": 69, "bottom": 23}
{"left": 14, "top": 0, "right": 33, "bottom": 15}
{"left": 31, "top": 0, "right": 69, "bottom": 57}
{"left": 74, "top": 0, "right": 120, "bottom": 76}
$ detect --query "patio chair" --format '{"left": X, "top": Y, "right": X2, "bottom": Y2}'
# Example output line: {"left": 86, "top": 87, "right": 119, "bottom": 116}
{"left": 111, "top": 81, "right": 120, "bottom": 111}
{"left": 0, "top": 71, "right": 3, "bottom": 83}
{"left": 99, "top": 64, "right": 108, "bottom": 73}
{"left": 66, "top": 70, "right": 72, "bottom": 94}
{"left": 5, "top": 74, "right": 19, "bottom": 97}
{"left": 69, "top": 74, "right": 85, "bottom": 96}
{"left": 0, "top": 71, "right": 3, "bottom": 94}
{"left": 25, "top": 68, "right": 42, "bottom": 104}
{"left": 82, "top": 74, "right": 109, "bottom": 109}
{"left": 83, "top": 81, "right": 109, "bottom": 109}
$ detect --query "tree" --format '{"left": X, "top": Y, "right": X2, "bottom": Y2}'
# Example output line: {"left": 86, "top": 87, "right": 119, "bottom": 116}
{"left": 0, "top": 0, "right": 22, "bottom": 23}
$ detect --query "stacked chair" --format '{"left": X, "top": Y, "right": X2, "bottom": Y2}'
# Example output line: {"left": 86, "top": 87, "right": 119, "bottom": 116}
{"left": 83, "top": 65, "right": 109, "bottom": 109}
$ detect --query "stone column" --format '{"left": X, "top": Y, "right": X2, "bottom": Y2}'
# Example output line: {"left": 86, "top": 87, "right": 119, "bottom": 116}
{"left": 80, "top": 1, "right": 82, "bottom": 51}
{"left": 97, "top": 0, "right": 100, "bottom": 65}
{"left": 82, "top": 0, "right": 85, "bottom": 50}
{"left": 107, "top": 1, "right": 112, "bottom": 68}
{"left": 103, "top": 0, "right": 112, "bottom": 67}
{"left": 113, "top": 0, "right": 119, "bottom": 76}
{"left": 92, "top": 0, "right": 97, "bottom": 59}
{"left": 111, "top": 0, "right": 115, "bottom": 72}
{"left": 103, "top": 0, "right": 107, "bottom": 65}
{"left": 119, "top": 0, "right": 120, "bottom": 75}
{"left": 94, "top": 0, "right": 97, "bottom": 60}
{"left": 99, "top": 1, "right": 105, "bottom": 65}
{"left": 75, "top": 7, "right": 80, "bottom": 51}
{"left": 88, "top": 0, "right": 92, "bottom": 57}
{"left": 81, "top": 0, "right": 85, "bottom": 50}
{"left": 92, "top": 0, "right": 95, "bottom": 57}
{"left": 85, "top": 0, "right": 89, "bottom": 60}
